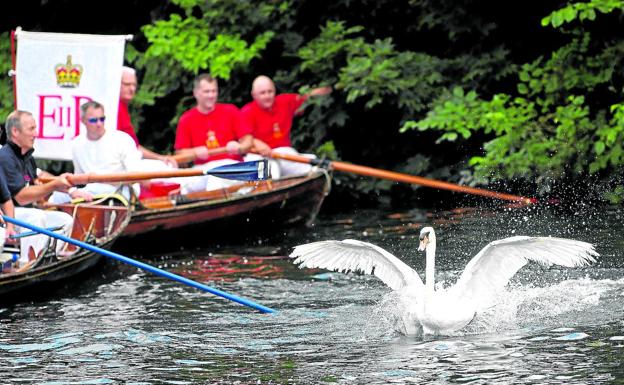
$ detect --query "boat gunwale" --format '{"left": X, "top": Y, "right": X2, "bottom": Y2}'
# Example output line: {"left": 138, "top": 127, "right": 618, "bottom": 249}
{"left": 0, "top": 204, "right": 131, "bottom": 287}
{"left": 133, "top": 171, "right": 330, "bottom": 216}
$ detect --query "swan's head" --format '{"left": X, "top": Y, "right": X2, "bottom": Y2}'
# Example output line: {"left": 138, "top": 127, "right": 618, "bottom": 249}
{"left": 418, "top": 226, "right": 436, "bottom": 252}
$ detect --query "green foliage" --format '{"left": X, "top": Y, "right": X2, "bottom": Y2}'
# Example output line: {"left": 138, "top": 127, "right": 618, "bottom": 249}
{"left": 407, "top": 89, "right": 543, "bottom": 179}
{"left": 170, "top": 0, "right": 202, "bottom": 14}
{"left": 171, "top": 0, "right": 295, "bottom": 33}
{"left": 298, "top": 22, "right": 365, "bottom": 78}
{"left": 401, "top": 88, "right": 537, "bottom": 142}
{"left": 142, "top": 14, "right": 273, "bottom": 79}
{"left": 133, "top": 0, "right": 296, "bottom": 101}
{"left": 131, "top": 1, "right": 549, "bottom": 202}
{"left": 298, "top": 21, "right": 445, "bottom": 112}
{"left": 408, "top": 0, "right": 497, "bottom": 39}
{"left": 541, "top": 0, "right": 624, "bottom": 28}
{"left": 516, "top": 33, "right": 624, "bottom": 105}
{"left": 403, "top": 2, "right": 624, "bottom": 199}
{"left": 0, "top": 33, "right": 14, "bottom": 120}
{"left": 128, "top": 0, "right": 294, "bottom": 151}
{"left": 315, "top": 140, "right": 338, "bottom": 160}
{"left": 603, "top": 185, "right": 624, "bottom": 204}
{"left": 406, "top": 85, "right": 620, "bottom": 181}
{"left": 6, "top": 0, "right": 624, "bottom": 204}
{"left": 592, "top": 103, "right": 624, "bottom": 172}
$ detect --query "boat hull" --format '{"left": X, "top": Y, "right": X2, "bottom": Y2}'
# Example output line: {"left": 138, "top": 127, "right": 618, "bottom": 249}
{"left": 123, "top": 171, "right": 331, "bottom": 238}
{"left": 0, "top": 201, "right": 130, "bottom": 297}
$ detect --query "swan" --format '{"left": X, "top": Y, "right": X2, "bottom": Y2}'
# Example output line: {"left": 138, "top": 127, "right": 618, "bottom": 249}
{"left": 289, "top": 226, "right": 598, "bottom": 335}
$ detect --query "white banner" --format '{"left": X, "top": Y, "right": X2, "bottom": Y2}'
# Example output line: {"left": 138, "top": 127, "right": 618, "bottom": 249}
{"left": 15, "top": 30, "right": 127, "bottom": 160}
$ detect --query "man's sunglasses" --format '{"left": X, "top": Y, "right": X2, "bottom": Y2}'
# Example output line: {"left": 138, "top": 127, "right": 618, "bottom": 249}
{"left": 87, "top": 116, "right": 106, "bottom": 124}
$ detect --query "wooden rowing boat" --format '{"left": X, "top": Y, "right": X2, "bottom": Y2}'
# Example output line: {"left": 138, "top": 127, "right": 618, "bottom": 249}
{"left": 0, "top": 198, "right": 130, "bottom": 296}
{"left": 122, "top": 171, "right": 331, "bottom": 240}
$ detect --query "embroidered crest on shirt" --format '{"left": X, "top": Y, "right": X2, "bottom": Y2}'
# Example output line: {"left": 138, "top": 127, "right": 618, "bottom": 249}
{"left": 272, "top": 122, "right": 283, "bottom": 139}
{"left": 206, "top": 130, "right": 220, "bottom": 149}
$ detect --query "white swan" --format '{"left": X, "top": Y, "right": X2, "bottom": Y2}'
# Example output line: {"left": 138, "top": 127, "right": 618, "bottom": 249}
{"left": 290, "top": 226, "right": 598, "bottom": 335}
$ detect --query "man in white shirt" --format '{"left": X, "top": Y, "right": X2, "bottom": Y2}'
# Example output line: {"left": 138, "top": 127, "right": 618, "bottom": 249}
{"left": 49, "top": 101, "right": 203, "bottom": 204}
{"left": 49, "top": 101, "right": 143, "bottom": 204}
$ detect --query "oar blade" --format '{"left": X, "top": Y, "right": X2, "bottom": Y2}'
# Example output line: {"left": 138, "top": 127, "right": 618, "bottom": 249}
{"left": 204, "top": 160, "right": 271, "bottom": 181}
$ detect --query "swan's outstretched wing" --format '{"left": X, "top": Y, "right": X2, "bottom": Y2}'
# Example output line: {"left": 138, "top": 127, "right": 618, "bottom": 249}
{"left": 290, "top": 240, "right": 424, "bottom": 291}
{"left": 452, "top": 236, "right": 598, "bottom": 307}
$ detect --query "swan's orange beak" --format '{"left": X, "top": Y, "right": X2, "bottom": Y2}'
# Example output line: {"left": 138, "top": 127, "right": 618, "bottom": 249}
{"left": 418, "top": 235, "right": 428, "bottom": 252}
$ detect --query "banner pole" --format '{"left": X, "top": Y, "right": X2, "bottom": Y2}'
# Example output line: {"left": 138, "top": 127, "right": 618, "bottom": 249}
{"left": 10, "top": 29, "right": 17, "bottom": 108}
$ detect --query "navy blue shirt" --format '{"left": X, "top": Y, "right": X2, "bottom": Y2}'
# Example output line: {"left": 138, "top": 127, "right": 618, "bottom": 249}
{"left": 0, "top": 169, "right": 10, "bottom": 204}
{"left": 0, "top": 141, "right": 37, "bottom": 206}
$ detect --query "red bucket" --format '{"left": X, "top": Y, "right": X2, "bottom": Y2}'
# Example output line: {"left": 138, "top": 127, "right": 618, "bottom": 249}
{"left": 139, "top": 181, "right": 181, "bottom": 199}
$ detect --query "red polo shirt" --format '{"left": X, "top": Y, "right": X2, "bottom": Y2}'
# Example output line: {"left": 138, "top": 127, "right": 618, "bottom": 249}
{"left": 240, "top": 93, "right": 306, "bottom": 148}
{"left": 174, "top": 104, "right": 249, "bottom": 165}
{"left": 117, "top": 100, "right": 140, "bottom": 147}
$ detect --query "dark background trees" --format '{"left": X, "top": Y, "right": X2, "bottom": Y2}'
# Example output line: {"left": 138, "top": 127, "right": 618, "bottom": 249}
{"left": 2, "top": 0, "right": 623, "bottom": 205}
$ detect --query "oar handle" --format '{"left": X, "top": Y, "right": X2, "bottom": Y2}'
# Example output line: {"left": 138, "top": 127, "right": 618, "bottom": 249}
{"left": 171, "top": 147, "right": 228, "bottom": 164}
{"left": 38, "top": 170, "right": 204, "bottom": 185}
{"left": 1, "top": 215, "right": 276, "bottom": 314}
{"left": 268, "top": 151, "right": 535, "bottom": 204}
{"left": 37, "top": 147, "right": 230, "bottom": 184}
{"left": 37, "top": 160, "right": 269, "bottom": 185}
{"left": 67, "top": 169, "right": 206, "bottom": 185}
{"left": 268, "top": 151, "right": 316, "bottom": 165}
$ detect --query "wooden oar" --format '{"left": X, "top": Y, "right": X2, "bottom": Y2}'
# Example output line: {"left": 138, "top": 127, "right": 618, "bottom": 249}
{"left": 40, "top": 160, "right": 270, "bottom": 185}
{"left": 1, "top": 215, "right": 277, "bottom": 314}
{"left": 270, "top": 152, "right": 535, "bottom": 205}
{"left": 171, "top": 147, "right": 228, "bottom": 164}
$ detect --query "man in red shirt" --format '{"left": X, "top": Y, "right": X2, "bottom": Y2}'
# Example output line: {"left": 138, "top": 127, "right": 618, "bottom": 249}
{"left": 174, "top": 74, "right": 253, "bottom": 191}
{"left": 241, "top": 75, "right": 331, "bottom": 178}
{"left": 118, "top": 66, "right": 177, "bottom": 167}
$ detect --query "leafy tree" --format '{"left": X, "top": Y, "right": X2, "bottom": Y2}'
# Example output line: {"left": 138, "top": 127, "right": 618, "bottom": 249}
{"left": 403, "top": 0, "right": 624, "bottom": 202}
{"left": 4, "top": 0, "right": 623, "bottom": 205}
{"left": 126, "top": 0, "right": 282, "bottom": 148}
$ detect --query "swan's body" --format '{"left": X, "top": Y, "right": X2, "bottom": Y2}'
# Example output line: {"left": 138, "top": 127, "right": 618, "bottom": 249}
{"left": 290, "top": 227, "right": 598, "bottom": 334}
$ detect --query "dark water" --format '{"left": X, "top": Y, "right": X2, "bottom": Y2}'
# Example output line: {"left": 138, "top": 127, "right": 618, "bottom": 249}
{"left": 0, "top": 203, "right": 623, "bottom": 384}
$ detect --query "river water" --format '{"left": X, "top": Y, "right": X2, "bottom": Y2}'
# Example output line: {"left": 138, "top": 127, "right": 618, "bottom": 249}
{"left": 0, "top": 202, "right": 623, "bottom": 384}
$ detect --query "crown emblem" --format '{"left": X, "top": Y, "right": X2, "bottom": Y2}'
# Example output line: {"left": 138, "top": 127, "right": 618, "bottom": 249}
{"left": 206, "top": 130, "right": 220, "bottom": 149}
{"left": 272, "top": 122, "right": 283, "bottom": 139}
{"left": 55, "top": 55, "right": 83, "bottom": 88}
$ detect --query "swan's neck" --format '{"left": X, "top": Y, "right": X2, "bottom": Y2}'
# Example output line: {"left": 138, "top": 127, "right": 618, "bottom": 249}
{"left": 425, "top": 241, "right": 436, "bottom": 294}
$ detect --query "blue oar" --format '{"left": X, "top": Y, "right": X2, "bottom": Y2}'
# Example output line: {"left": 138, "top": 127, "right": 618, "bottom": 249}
{"left": 205, "top": 160, "right": 271, "bottom": 181}
{"left": 9, "top": 225, "right": 64, "bottom": 239}
{"left": 2, "top": 215, "right": 276, "bottom": 314}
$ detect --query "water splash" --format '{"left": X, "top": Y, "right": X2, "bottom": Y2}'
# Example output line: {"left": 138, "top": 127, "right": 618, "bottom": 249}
{"left": 362, "top": 276, "right": 624, "bottom": 339}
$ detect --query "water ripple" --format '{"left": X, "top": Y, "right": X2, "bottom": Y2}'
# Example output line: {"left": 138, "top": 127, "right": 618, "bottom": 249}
{"left": 0, "top": 206, "right": 622, "bottom": 384}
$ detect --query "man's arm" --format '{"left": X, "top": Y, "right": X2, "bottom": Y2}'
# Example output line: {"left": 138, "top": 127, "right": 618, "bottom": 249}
{"left": 225, "top": 134, "right": 254, "bottom": 156}
{"left": 294, "top": 86, "right": 333, "bottom": 115}
{"left": 14, "top": 177, "right": 72, "bottom": 206}
{"left": 119, "top": 135, "right": 145, "bottom": 172}
{"left": 175, "top": 147, "right": 212, "bottom": 161}
{"left": 0, "top": 170, "right": 15, "bottom": 237}
{"left": 251, "top": 138, "right": 272, "bottom": 157}
{"left": 139, "top": 145, "right": 178, "bottom": 168}
{"left": 37, "top": 169, "right": 56, "bottom": 180}
{"left": 0, "top": 198, "right": 16, "bottom": 239}
{"left": 238, "top": 134, "right": 254, "bottom": 154}
{"left": 306, "top": 86, "right": 332, "bottom": 98}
